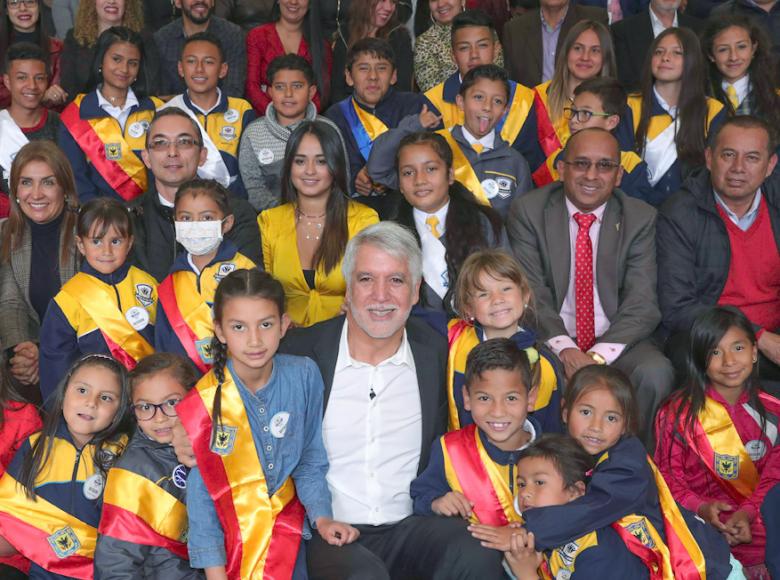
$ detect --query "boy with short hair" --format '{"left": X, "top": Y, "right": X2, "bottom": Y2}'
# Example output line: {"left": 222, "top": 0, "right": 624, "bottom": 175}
{"left": 410, "top": 338, "right": 540, "bottom": 525}
{"left": 325, "top": 37, "right": 424, "bottom": 197}
{"left": 532, "top": 77, "right": 655, "bottom": 205}
{"left": 369, "top": 65, "right": 533, "bottom": 220}
{"left": 161, "top": 31, "right": 255, "bottom": 199}
{"left": 239, "top": 54, "right": 347, "bottom": 211}
{"left": 424, "top": 10, "right": 543, "bottom": 171}
{"left": 0, "top": 43, "right": 61, "bottom": 215}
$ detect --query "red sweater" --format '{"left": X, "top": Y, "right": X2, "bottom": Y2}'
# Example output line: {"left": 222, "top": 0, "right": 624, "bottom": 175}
{"left": 717, "top": 199, "right": 780, "bottom": 333}
{"left": 244, "top": 23, "right": 333, "bottom": 115}
{"left": 655, "top": 388, "right": 780, "bottom": 567}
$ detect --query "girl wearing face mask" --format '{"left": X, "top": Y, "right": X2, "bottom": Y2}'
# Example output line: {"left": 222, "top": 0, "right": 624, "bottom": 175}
{"left": 155, "top": 178, "right": 258, "bottom": 377}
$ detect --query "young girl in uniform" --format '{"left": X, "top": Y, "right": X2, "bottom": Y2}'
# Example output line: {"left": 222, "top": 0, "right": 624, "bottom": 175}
{"left": 95, "top": 352, "right": 203, "bottom": 579}
{"left": 394, "top": 131, "right": 506, "bottom": 317}
{"left": 177, "top": 269, "right": 359, "bottom": 579}
{"left": 448, "top": 249, "right": 563, "bottom": 433}
{"left": 39, "top": 197, "right": 158, "bottom": 404}
{"left": 655, "top": 306, "right": 780, "bottom": 579}
{"left": 0, "top": 354, "right": 130, "bottom": 579}
{"left": 156, "top": 179, "right": 257, "bottom": 376}
{"left": 616, "top": 27, "right": 726, "bottom": 206}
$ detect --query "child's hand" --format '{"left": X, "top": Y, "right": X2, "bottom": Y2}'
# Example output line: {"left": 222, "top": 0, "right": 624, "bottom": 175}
{"left": 354, "top": 167, "right": 375, "bottom": 196}
{"left": 316, "top": 517, "right": 360, "bottom": 546}
{"left": 505, "top": 529, "right": 543, "bottom": 580}
{"left": 468, "top": 522, "right": 517, "bottom": 551}
{"left": 431, "top": 491, "right": 474, "bottom": 518}
{"left": 723, "top": 509, "right": 752, "bottom": 545}
{"left": 171, "top": 421, "right": 197, "bottom": 467}
{"left": 419, "top": 104, "right": 443, "bottom": 129}
{"left": 697, "top": 501, "right": 733, "bottom": 532}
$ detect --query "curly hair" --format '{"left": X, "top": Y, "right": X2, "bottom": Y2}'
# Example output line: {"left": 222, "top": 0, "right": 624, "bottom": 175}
{"left": 73, "top": 0, "right": 144, "bottom": 47}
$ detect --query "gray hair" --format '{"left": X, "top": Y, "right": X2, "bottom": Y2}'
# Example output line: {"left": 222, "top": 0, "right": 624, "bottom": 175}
{"left": 342, "top": 222, "right": 422, "bottom": 289}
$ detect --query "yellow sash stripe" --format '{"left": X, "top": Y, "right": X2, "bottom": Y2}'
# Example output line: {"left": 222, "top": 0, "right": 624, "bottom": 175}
{"left": 30, "top": 435, "right": 95, "bottom": 483}
{"left": 546, "top": 531, "right": 600, "bottom": 577}
{"left": 535, "top": 81, "right": 571, "bottom": 148}
{"left": 620, "top": 150, "right": 643, "bottom": 173}
{"left": 438, "top": 130, "right": 490, "bottom": 205}
{"left": 172, "top": 271, "right": 218, "bottom": 343}
{"left": 499, "top": 83, "right": 535, "bottom": 145}
{"left": 103, "top": 468, "right": 187, "bottom": 542}
{"left": 425, "top": 83, "right": 462, "bottom": 129}
{"left": 353, "top": 100, "right": 390, "bottom": 141}
{"left": 446, "top": 320, "right": 481, "bottom": 431}
{"left": 626, "top": 95, "right": 723, "bottom": 140}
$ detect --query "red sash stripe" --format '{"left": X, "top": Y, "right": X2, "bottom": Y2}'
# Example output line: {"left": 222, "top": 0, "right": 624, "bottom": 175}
{"left": 99, "top": 503, "right": 189, "bottom": 560}
{"left": 263, "top": 498, "right": 306, "bottom": 580}
{"left": 158, "top": 277, "right": 210, "bottom": 375}
{"left": 534, "top": 90, "right": 562, "bottom": 157}
{"left": 611, "top": 521, "right": 664, "bottom": 580}
{"left": 100, "top": 330, "right": 139, "bottom": 371}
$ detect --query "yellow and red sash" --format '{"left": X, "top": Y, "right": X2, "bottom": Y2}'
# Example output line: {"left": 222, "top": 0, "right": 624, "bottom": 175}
{"left": 438, "top": 130, "right": 491, "bottom": 206}
{"left": 99, "top": 467, "right": 189, "bottom": 560}
{"left": 534, "top": 82, "right": 570, "bottom": 157}
{"left": 177, "top": 369, "right": 304, "bottom": 580}
{"left": 441, "top": 424, "right": 521, "bottom": 526}
{"left": 60, "top": 94, "right": 156, "bottom": 202}
{"left": 57, "top": 271, "right": 156, "bottom": 370}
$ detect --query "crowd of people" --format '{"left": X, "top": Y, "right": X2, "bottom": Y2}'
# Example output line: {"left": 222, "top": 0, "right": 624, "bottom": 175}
{"left": 0, "top": 0, "right": 779, "bottom": 578}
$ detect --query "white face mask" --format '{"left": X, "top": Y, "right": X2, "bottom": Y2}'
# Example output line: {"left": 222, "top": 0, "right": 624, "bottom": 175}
{"left": 175, "top": 220, "right": 224, "bottom": 256}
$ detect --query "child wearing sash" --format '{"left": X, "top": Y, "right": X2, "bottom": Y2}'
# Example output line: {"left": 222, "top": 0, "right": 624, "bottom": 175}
{"left": 0, "top": 354, "right": 130, "bottom": 580}
{"left": 532, "top": 78, "right": 655, "bottom": 205}
{"left": 411, "top": 338, "right": 540, "bottom": 525}
{"left": 533, "top": 20, "right": 616, "bottom": 160}
{"left": 447, "top": 250, "right": 562, "bottom": 434}
{"left": 95, "top": 353, "right": 203, "bottom": 579}
{"left": 155, "top": 179, "right": 257, "bottom": 376}
{"left": 58, "top": 27, "right": 160, "bottom": 204}
{"left": 368, "top": 65, "right": 533, "bottom": 221}
{"left": 471, "top": 365, "right": 738, "bottom": 579}
{"left": 615, "top": 27, "right": 726, "bottom": 206}
{"left": 655, "top": 306, "right": 780, "bottom": 578}
{"left": 160, "top": 32, "right": 255, "bottom": 200}
{"left": 324, "top": 37, "right": 424, "bottom": 197}
{"left": 39, "top": 198, "right": 158, "bottom": 404}
{"left": 424, "top": 10, "right": 543, "bottom": 172}
{"left": 505, "top": 434, "right": 651, "bottom": 580}
{"left": 178, "top": 269, "right": 359, "bottom": 580}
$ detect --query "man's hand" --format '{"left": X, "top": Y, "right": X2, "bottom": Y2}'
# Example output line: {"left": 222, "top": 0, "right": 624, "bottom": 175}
{"left": 10, "top": 342, "right": 39, "bottom": 385}
{"left": 171, "top": 421, "right": 196, "bottom": 467}
{"left": 558, "top": 348, "right": 597, "bottom": 379}
{"left": 758, "top": 331, "right": 780, "bottom": 366}
{"left": 468, "top": 523, "right": 517, "bottom": 551}
{"left": 431, "top": 491, "right": 474, "bottom": 518}
{"left": 418, "top": 104, "right": 442, "bottom": 129}
{"left": 723, "top": 509, "right": 752, "bottom": 545}
{"left": 505, "top": 529, "right": 543, "bottom": 580}
{"left": 316, "top": 517, "right": 361, "bottom": 546}
{"left": 354, "top": 167, "right": 375, "bottom": 196}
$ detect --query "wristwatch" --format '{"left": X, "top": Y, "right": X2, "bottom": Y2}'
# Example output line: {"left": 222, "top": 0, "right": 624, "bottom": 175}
{"left": 587, "top": 352, "right": 607, "bottom": 365}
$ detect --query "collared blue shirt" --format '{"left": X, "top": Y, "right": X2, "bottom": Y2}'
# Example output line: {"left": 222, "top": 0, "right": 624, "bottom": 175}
{"left": 541, "top": 8, "right": 567, "bottom": 82}
{"left": 714, "top": 189, "right": 763, "bottom": 231}
{"left": 186, "top": 355, "right": 331, "bottom": 569}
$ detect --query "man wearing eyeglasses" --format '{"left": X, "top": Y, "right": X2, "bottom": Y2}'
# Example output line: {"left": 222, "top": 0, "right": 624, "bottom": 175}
{"left": 130, "top": 108, "right": 261, "bottom": 282}
{"left": 507, "top": 127, "right": 672, "bottom": 446}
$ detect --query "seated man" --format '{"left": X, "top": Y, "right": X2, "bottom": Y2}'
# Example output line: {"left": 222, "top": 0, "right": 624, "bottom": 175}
{"left": 657, "top": 115, "right": 780, "bottom": 393}
{"left": 507, "top": 128, "right": 673, "bottom": 445}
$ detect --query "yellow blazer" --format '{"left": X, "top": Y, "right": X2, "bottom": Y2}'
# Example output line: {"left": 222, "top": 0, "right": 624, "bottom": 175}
{"left": 258, "top": 201, "right": 379, "bottom": 327}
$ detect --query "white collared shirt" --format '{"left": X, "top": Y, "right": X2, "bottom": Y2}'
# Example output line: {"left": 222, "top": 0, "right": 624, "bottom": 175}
{"left": 322, "top": 322, "right": 422, "bottom": 525}
{"left": 714, "top": 188, "right": 763, "bottom": 231}
{"left": 721, "top": 75, "right": 751, "bottom": 107}
{"left": 413, "top": 201, "right": 450, "bottom": 239}
{"left": 653, "top": 85, "right": 678, "bottom": 118}
{"left": 187, "top": 88, "right": 222, "bottom": 115}
{"left": 97, "top": 87, "right": 139, "bottom": 132}
{"left": 158, "top": 193, "right": 175, "bottom": 208}
{"left": 461, "top": 125, "right": 496, "bottom": 152}
{"left": 546, "top": 198, "right": 626, "bottom": 363}
{"left": 649, "top": 6, "right": 678, "bottom": 38}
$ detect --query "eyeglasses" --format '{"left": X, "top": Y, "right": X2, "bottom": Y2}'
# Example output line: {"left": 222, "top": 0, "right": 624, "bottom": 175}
{"left": 132, "top": 398, "right": 182, "bottom": 421}
{"left": 563, "top": 107, "right": 615, "bottom": 123}
{"left": 561, "top": 159, "right": 621, "bottom": 173}
{"left": 7, "top": 0, "right": 37, "bottom": 7}
{"left": 147, "top": 136, "right": 200, "bottom": 151}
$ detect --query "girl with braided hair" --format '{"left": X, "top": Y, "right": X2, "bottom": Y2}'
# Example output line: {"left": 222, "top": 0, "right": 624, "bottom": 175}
{"left": 176, "top": 269, "right": 358, "bottom": 580}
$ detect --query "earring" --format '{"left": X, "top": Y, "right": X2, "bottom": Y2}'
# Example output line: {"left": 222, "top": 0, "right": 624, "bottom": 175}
{"left": 15, "top": 198, "right": 20, "bottom": 204}
{"left": 753, "top": 357, "right": 758, "bottom": 363}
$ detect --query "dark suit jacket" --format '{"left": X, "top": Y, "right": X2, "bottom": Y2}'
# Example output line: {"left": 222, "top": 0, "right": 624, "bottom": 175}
{"left": 578, "top": 0, "right": 649, "bottom": 17}
{"left": 280, "top": 315, "right": 448, "bottom": 475}
{"left": 503, "top": 4, "right": 609, "bottom": 88}
{"left": 612, "top": 10, "right": 703, "bottom": 91}
{"left": 506, "top": 183, "right": 660, "bottom": 347}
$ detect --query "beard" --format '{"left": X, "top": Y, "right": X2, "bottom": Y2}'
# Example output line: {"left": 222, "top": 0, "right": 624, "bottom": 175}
{"left": 181, "top": 1, "right": 214, "bottom": 25}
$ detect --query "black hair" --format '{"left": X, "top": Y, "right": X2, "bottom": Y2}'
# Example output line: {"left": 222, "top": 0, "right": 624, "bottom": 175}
{"left": 573, "top": 77, "right": 627, "bottom": 117}
{"left": 0, "top": 364, "right": 31, "bottom": 431}
{"left": 89, "top": 26, "right": 150, "bottom": 98}
{"left": 145, "top": 107, "right": 204, "bottom": 147}
{"left": 129, "top": 352, "right": 198, "bottom": 393}
{"left": 464, "top": 337, "right": 533, "bottom": 392}
{"left": 77, "top": 197, "right": 133, "bottom": 240}
{"left": 281, "top": 120, "right": 350, "bottom": 274}
{"left": 345, "top": 37, "right": 396, "bottom": 71}
{"left": 174, "top": 178, "right": 233, "bottom": 219}
{"left": 18, "top": 354, "right": 131, "bottom": 499}
{"left": 2, "top": 41, "right": 49, "bottom": 76}
{"left": 451, "top": 9, "right": 495, "bottom": 42}
{"left": 267, "top": 53, "right": 315, "bottom": 86}
{"left": 709, "top": 114, "right": 776, "bottom": 154}
{"left": 563, "top": 366, "right": 640, "bottom": 436}
{"left": 208, "top": 269, "right": 286, "bottom": 448}
{"left": 180, "top": 30, "right": 225, "bottom": 62}
{"left": 518, "top": 434, "right": 596, "bottom": 489}
{"left": 0, "top": 0, "right": 53, "bottom": 61}
{"left": 459, "top": 63, "right": 510, "bottom": 100}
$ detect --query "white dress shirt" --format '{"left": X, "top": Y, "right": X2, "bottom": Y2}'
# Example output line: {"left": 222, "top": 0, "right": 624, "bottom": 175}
{"left": 721, "top": 75, "right": 751, "bottom": 108}
{"left": 97, "top": 87, "right": 139, "bottom": 132}
{"left": 649, "top": 6, "right": 678, "bottom": 38}
{"left": 714, "top": 189, "right": 763, "bottom": 231}
{"left": 546, "top": 199, "right": 626, "bottom": 363}
{"left": 461, "top": 125, "right": 496, "bottom": 152}
{"left": 413, "top": 201, "right": 450, "bottom": 239}
{"left": 322, "top": 322, "right": 422, "bottom": 525}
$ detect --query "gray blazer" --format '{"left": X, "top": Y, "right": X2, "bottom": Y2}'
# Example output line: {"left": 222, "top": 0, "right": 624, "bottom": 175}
{"left": 0, "top": 222, "right": 79, "bottom": 350}
{"left": 506, "top": 182, "right": 660, "bottom": 347}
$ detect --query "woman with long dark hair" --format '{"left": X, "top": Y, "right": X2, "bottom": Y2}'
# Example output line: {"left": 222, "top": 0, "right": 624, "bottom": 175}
{"left": 257, "top": 120, "right": 378, "bottom": 327}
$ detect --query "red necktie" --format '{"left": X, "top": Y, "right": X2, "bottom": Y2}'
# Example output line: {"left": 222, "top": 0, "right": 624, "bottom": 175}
{"left": 574, "top": 212, "right": 597, "bottom": 352}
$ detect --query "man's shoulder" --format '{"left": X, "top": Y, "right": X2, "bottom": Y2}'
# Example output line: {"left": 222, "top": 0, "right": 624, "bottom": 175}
{"left": 511, "top": 183, "right": 564, "bottom": 215}
{"left": 611, "top": 10, "right": 648, "bottom": 35}
{"left": 406, "top": 316, "right": 447, "bottom": 356}
{"left": 505, "top": 10, "right": 539, "bottom": 32}
{"left": 282, "top": 315, "right": 346, "bottom": 355}
{"left": 154, "top": 18, "right": 183, "bottom": 41}
{"left": 572, "top": 3, "right": 609, "bottom": 19}
{"left": 208, "top": 16, "right": 245, "bottom": 37}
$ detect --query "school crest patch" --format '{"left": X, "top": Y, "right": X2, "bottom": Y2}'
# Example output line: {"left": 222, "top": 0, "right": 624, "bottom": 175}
{"left": 214, "top": 263, "right": 236, "bottom": 283}
{"left": 211, "top": 424, "right": 237, "bottom": 456}
{"left": 496, "top": 177, "right": 513, "bottom": 199}
{"left": 135, "top": 283, "right": 154, "bottom": 307}
{"left": 196, "top": 338, "right": 214, "bottom": 364}
{"left": 715, "top": 452, "right": 739, "bottom": 480}
{"left": 558, "top": 541, "right": 579, "bottom": 567}
{"left": 105, "top": 143, "right": 122, "bottom": 160}
{"left": 626, "top": 519, "right": 655, "bottom": 548}
{"left": 47, "top": 527, "right": 80, "bottom": 558}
